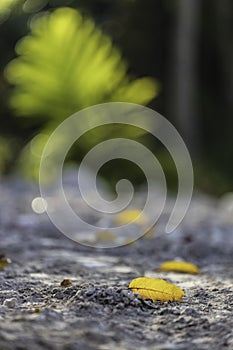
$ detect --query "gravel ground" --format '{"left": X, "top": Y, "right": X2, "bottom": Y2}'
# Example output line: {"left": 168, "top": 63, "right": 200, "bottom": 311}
{"left": 0, "top": 176, "right": 233, "bottom": 350}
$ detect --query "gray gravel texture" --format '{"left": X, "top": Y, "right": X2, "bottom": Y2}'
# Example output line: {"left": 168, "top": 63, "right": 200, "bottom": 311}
{"left": 0, "top": 176, "right": 233, "bottom": 350}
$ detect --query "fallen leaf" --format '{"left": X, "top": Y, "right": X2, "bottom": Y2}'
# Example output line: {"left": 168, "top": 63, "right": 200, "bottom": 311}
{"left": 129, "top": 277, "right": 185, "bottom": 302}
{"left": 143, "top": 227, "right": 155, "bottom": 239}
{"left": 159, "top": 261, "right": 200, "bottom": 274}
{"left": 124, "top": 240, "right": 136, "bottom": 247}
{"left": 114, "top": 209, "right": 146, "bottom": 225}
{"left": 0, "top": 254, "right": 11, "bottom": 270}
{"left": 95, "top": 230, "right": 116, "bottom": 242}
{"left": 60, "top": 279, "right": 72, "bottom": 287}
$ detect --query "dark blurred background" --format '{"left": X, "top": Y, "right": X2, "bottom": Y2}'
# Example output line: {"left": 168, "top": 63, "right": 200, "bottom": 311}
{"left": 0, "top": 0, "right": 233, "bottom": 195}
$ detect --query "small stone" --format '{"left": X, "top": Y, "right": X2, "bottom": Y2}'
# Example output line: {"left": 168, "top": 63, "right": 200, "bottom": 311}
{"left": 3, "top": 298, "right": 18, "bottom": 308}
{"left": 106, "top": 287, "right": 113, "bottom": 295}
{"left": 130, "top": 299, "right": 141, "bottom": 307}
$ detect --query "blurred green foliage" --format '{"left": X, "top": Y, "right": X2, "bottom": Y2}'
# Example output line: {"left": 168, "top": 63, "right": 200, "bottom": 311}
{"left": 1, "top": 0, "right": 233, "bottom": 194}
{"left": 0, "top": 136, "right": 12, "bottom": 172}
{"left": 4, "top": 7, "right": 158, "bottom": 180}
{"left": 0, "top": 0, "right": 20, "bottom": 19}
{"left": 6, "top": 8, "right": 157, "bottom": 117}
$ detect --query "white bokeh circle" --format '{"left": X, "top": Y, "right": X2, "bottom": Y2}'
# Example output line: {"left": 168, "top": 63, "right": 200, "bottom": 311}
{"left": 39, "top": 102, "right": 193, "bottom": 248}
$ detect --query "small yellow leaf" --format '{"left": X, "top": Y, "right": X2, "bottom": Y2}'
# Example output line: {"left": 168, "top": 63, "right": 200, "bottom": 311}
{"left": 124, "top": 240, "right": 136, "bottom": 247}
{"left": 114, "top": 209, "right": 146, "bottom": 225}
{"left": 0, "top": 254, "right": 11, "bottom": 270}
{"left": 60, "top": 279, "right": 72, "bottom": 287}
{"left": 95, "top": 230, "right": 116, "bottom": 242}
{"left": 159, "top": 261, "right": 200, "bottom": 274}
{"left": 143, "top": 227, "right": 155, "bottom": 239}
{"left": 129, "top": 277, "right": 185, "bottom": 302}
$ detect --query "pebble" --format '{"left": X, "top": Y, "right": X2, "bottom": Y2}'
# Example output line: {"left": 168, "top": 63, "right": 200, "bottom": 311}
{"left": 3, "top": 298, "right": 18, "bottom": 308}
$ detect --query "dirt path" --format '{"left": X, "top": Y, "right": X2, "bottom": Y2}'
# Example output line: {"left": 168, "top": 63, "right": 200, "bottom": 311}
{"left": 0, "top": 180, "right": 232, "bottom": 349}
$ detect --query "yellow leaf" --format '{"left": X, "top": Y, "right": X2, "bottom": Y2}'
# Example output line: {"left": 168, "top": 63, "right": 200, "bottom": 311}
{"left": 159, "top": 261, "right": 200, "bottom": 274}
{"left": 129, "top": 277, "right": 185, "bottom": 302}
{"left": 60, "top": 279, "right": 72, "bottom": 287}
{"left": 0, "top": 261, "right": 9, "bottom": 270}
{"left": 95, "top": 230, "right": 116, "bottom": 242}
{"left": 143, "top": 227, "right": 155, "bottom": 239}
{"left": 0, "top": 254, "right": 11, "bottom": 270}
{"left": 114, "top": 209, "right": 146, "bottom": 225}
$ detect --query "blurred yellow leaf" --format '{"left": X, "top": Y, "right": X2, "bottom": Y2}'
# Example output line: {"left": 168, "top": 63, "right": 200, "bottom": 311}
{"left": 60, "top": 279, "right": 72, "bottom": 287}
{"left": 0, "top": 261, "right": 9, "bottom": 270}
{"left": 129, "top": 277, "right": 185, "bottom": 302}
{"left": 95, "top": 230, "right": 116, "bottom": 243}
{"left": 0, "top": 254, "right": 11, "bottom": 270}
{"left": 159, "top": 261, "right": 200, "bottom": 274}
{"left": 143, "top": 227, "right": 155, "bottom": 239}
{"left": 115, "top": 209, "right": 146, "bottom": 225}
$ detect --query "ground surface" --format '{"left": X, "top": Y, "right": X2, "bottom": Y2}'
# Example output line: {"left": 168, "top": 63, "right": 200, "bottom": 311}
{"left": 0, "top": 176, "right": 233, "bottom": 350}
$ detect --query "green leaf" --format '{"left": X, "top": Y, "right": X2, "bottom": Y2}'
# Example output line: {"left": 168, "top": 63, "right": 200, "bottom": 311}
{"left": 6, "top": 7, "right": 158, "bottom": 120}
{"left": 5, "top": 7, "right": 159, "bottom": 180}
